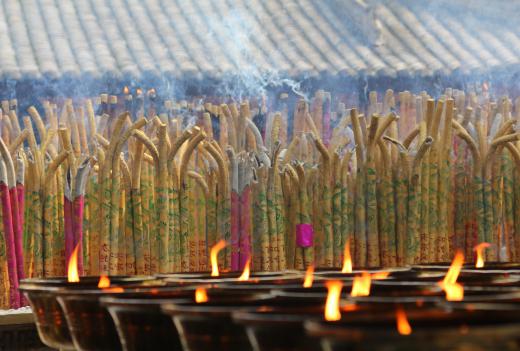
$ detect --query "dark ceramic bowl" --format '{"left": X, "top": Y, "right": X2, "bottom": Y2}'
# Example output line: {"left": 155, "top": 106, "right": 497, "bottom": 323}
{"left": 55, "top": 283, "right": 203, "bottom": 351}
{"left": 312, "top": 267, "right": 411, "bottom": 279}
{"left": 271, "top": 280, "right": 441, "bottom": 303}
{"left": 19, "top": 276, "right": 153, "bottom": 351}
{"left": 232, "top": 303, "right": 366, "bottom": 351}
{"left": 162, "top": 294, "right": 277, "bottom": 351}
{"left": 305, "top": 303, "right": 520, "bottom": 351}
{"left": 100, "top": 287, "right": 271, "bottom": 351}
{"left": 159, "top": 270, "right": 301, "bottom": 285}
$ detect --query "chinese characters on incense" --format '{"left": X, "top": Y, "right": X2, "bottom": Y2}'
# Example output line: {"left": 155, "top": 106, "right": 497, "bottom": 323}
{"left": 1, "top": 88, "right": 519, "bottom": 308}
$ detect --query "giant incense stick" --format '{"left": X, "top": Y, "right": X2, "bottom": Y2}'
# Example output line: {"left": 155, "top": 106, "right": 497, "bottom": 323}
{"left": 1, "top": 88, "right": 520, "bottom": 283}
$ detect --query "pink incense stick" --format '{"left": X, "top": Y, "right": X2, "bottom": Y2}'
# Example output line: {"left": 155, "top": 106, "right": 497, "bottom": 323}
{"left": 15, "top": 182, "right": 26, "bottom": 305}
{"left": 72, "top": 196, "right": 85, "bottom": 275}
{"left": 239, "top": 186, "right": 252, "bottom": 270}
{"left": 10, "top": 186, "right": 24, "bottom": 281}
{"left": 73, "top": 160, "right": 90, "bottom": 276}
{"left": 1, "top": 182, "right": 20, "bottom": 308}
{"left": 230, "top": 192, "right": 240, "bottom": 271}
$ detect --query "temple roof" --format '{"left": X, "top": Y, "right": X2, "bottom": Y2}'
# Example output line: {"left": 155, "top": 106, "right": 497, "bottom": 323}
{"left": 0, "top": 0, "right": 518, "bottom": 83}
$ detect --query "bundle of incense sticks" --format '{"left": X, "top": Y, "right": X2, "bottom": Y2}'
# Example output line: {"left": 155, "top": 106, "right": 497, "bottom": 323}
{"left": 1, "top": 87, "right": 520, "bottom": 308}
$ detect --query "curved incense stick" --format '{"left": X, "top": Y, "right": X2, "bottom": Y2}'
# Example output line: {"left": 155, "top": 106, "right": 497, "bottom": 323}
{"left": 8, "top": 129, "right": 29, "bottom": 155}
{"left": 27, "top": 106, "right": 46, "bottom": 142}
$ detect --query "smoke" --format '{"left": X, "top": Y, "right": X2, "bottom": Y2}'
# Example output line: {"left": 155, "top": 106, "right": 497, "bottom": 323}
{"left": 198, "top": 6, "right": 311, "bottom": 101}
{"left": 1, "top": 0, "right": 520, "bottom": 104}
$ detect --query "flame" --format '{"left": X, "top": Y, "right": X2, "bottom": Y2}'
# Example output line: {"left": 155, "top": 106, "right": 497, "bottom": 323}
{"left": 147, "top": 88, "right": 156, "bottom": 96}
{"left": 341, "top": 242, "right": 352, "bottom": 273}
{"left": 396, "top": 308, "right": 412, "bottom": 335}
{"left": 195, "top": 287, "right": 208, "bottom": 303}
{"left": 238, "top": 258, "right": 251, "bottom": 281}
{"left": 444, "top": 282, "right": 464, "bottom": 301}
{"left": 123, "top": 86, "right": 129, "bottom": 95}
{"left": 303, "top": 265, "right": 315, "bottom": 288}
{"left": 438, "top": 250, "right": 465, "bottom": 301}
{"left": 103, "top": 287, "right": 124, "bottom": 293}
{"left": 442, "top": 250, "right": 464, "bottom": 286}
{"left": 350, "top": 272, "right": 371, "bottom": 297}
{"left": 324, "top": 280, "right": 343, "bottom": 321}
{"left": 67, "top": 243, "right": 80, "bottom": 283}
{"left": 341, "top": 304, "right": 358, "bottom": 312}
{"left": 474, "top": 242, "right": 491, "bottom": 268}
{"left": 210, "top": 240, "right": 227, "bottom": 277}
{"left": 371, "top": 271, "right": 390, "bottom": 280}
{"left": 136, "top": 88, "right": 143, "bottom": 95}
{"left": 258, "top": 306, "right": 274, "bottom": 312}
{"left": 98, "top": 275, "right": 110, "bottom": 288}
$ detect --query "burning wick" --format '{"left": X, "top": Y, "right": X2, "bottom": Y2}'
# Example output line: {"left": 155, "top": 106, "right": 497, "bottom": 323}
{"left": 103, "top": 287, "right": 125, "bottom": 293}
{"left": 474, "top": 242, "right": 490, "bottom": 268}
{"left": 123, "top": 86, "right": 130, "bottom": 95}
{"left": 195, "top": 287, "right": 208, "bottom": 303}
{"left": 350, "top": 272, "right": 371, "bottom": 297}
{"left": 324, "top": 280, "right": 343, "bottom": 321}
{"left": 396, "top": 307, "right": 412, "bottom": 335}
{"left": 67, "top": 243, "right": 80, "bottom": 283}
{"left": 303, "top": 265, "right": 315, "bottom": 288}
{"left": 238, "top": 258, "right": 251, "bottom": 281}
{"left": 341, "top": 242, "right": 352, "bottom": 273}
{"left": 444, "top": 283, "right": 464, "bottom": 301}
{"left": 438, "top": 250, "right": 464, "bottom": 301}
{"left": 210, "top": 240, "right": 227, "bottom": 277}
{"left": 98, "top": 275, "right": 111, "bottom": 288}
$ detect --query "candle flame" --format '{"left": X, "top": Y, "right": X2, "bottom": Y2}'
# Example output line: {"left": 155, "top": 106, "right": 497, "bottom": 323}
{"left": 147, "top": 88, "right": 156, "bottom": 96}
{"left": 136, "top": 88, "right": 143, "bottom": 95}
{"left": 396, "top": 308, "right": 412, "bottom": 335}
{"left": 444, "top": 282, "right": 464, "bottom": 301}
{"left": 341, "top": 304, "right": 358, "bottom": 312}
{"left": 238, "top": 258, "right": 251, "bottom": 281}
{"left": 103, "top": 287, "right": 124, "bottom": 293}
{"left": 210, "top": 240, "right": 227, "bottom": 277}
{"left": 195, "top": 287, "right": 208, "bottom": 303}
{"left": 123, "top": 86, "right": 129, "bottom": 95}
{"left": 371, "top": 271, "right": 390, "bottom": 280}
{"left": 98, "top": 275, "right": 110, "bottom": 288}
{"left": 324, "top": 280, "right": 343, "bottom": 321}
{"left": 442, "top": 250, "right": 464, "bottom": 285}
{"left": 67, "top": 243, "right": 80, "bottom": 283}
{"left": 303, "top": 265, "right": 315, "bottom": 288}
{"left": 341, "top": 242, "right": 352, "bottom": 273}
{"left": 474, "top": 242, "right": 491, "bottom": 268}
{"left": 350, "top": 272, "right": 371, "bottom": 297}
{"left": 438, "top": 250, "right": 465, "bottom": 301}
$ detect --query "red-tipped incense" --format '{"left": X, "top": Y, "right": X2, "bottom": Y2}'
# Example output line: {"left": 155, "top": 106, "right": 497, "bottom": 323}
{"left": 10, "top": 186, "right": 24, "bottom": 277}
{"left": 239, "top": 185, "right": 252, "bottom": 270}
{"left": 10, "top": 158, "right": 25, "bottom": 287}
{"left": 0, "top": 159, "right": 20, "bottom": 308}
{"left": 231, "top": 191, "right": 240, "bottom": 271}
{"left": 73, "top": 160, "right": 91, "bottom": 275}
